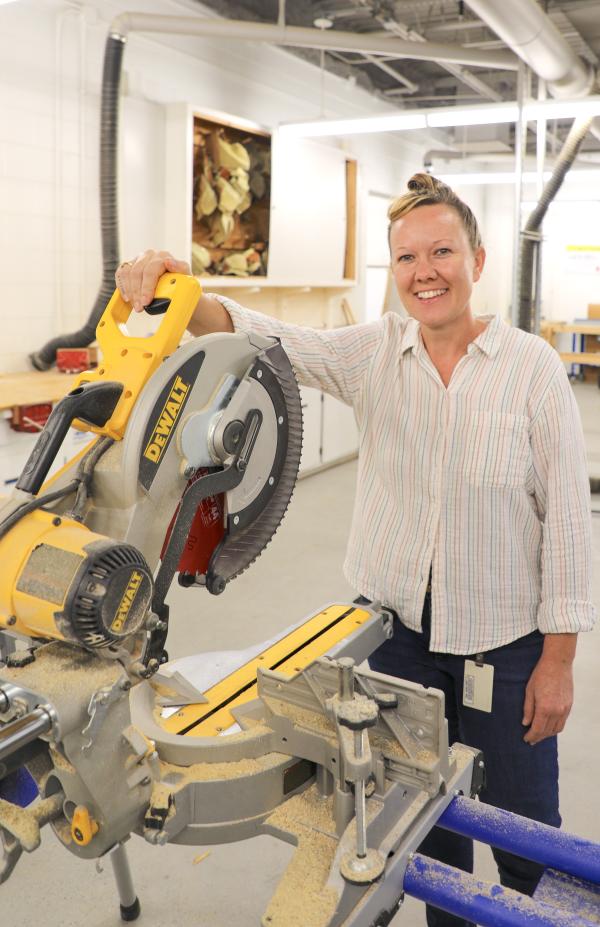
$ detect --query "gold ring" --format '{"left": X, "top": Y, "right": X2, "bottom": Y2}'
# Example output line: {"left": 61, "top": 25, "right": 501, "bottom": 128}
{"left": 119, "top": 260, "right": 133, "bottom": 270}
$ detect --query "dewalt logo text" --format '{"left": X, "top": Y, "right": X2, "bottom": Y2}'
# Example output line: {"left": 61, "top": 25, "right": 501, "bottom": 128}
{"left": 143, "top": 375, "right": 190, "bottom": 464}
{"left": 111, "top": 570, "right": 144, "bottom": 634}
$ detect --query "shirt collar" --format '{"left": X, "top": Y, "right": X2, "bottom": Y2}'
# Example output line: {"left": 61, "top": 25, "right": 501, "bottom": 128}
{"left": 400, "top": 314, "right": 505, "bottom": 359}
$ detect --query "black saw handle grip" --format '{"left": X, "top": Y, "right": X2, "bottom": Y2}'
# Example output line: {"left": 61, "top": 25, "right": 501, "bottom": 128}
{"left": 144, "top": 298, "right": 172, "bottom": 316}
{"left": 16, "top": 381, "right": 123, "bottom": 495}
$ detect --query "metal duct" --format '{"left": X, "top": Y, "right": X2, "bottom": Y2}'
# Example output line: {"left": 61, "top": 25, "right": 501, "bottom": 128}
{"left": 30, "top": 35, "right": 125, "bottom": 370}
{"left": 517, "top": 115, "right": 593, "bottom": 333}
{"left": 465, "top": 0, "right": 598, "bottom": 334}
{"left": 110, "top": 15, "right": 518, "bottom": 71}
{"left": 464, "top": 0, "right": 594, "bottom": 98}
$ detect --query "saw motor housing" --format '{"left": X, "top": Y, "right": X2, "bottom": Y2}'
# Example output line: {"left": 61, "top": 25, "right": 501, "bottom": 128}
{"left": 0, "top": 510, "right": 153, "bottom": 648}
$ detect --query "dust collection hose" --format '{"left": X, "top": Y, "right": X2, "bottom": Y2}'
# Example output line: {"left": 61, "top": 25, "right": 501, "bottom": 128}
{"left": 517, "top": 113, "right": 593, "bottom": 333}
{"left": 29, "top": 34, "right": 126, "bottom": 370}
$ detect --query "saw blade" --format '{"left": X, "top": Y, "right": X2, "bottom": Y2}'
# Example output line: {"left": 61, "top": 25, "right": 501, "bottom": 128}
{"left": 206, "top": 341, "right": 302, "bottom": 593}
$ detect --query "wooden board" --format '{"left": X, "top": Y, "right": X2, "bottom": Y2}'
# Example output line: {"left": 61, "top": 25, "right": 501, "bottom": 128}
{"left": 558, "top": 352, "right": 600, "bottom": 367}
{"left": 343, "top": 158, "right": 357, "bottom": 281}
{"left": 549, "top": 323, "right": 600, "bottom": 336}
{"left": 0, "top": 371, "right": 75, "bottom": 412}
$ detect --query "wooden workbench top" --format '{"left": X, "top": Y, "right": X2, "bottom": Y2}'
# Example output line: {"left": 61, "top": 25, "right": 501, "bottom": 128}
{"left": 543, "top": 321, "right": 600, "bottom": 336}
{"left": 0, "top": 371, "right": 76, "bottom": 412}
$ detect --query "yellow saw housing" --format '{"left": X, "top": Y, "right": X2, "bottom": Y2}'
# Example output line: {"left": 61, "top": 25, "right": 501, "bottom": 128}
{"left": 0, "top": 508, "right": 153, "bottom": 649}
{"left": 0, "top": 274, "right": 201, "bottom": 649}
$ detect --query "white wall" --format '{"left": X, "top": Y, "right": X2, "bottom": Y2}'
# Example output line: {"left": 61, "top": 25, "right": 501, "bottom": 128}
{"left": 0, "top": 0, "right": 425, "bottom": 372}
{"left": 478, "top": 176, "right": 600, "bottom": 323}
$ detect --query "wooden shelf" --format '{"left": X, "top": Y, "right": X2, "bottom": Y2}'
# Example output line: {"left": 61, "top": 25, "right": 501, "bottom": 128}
{"left": 546, "top": 323, "right": 600, "bottom": 337}
{"left": 557, "top": 352, "right": 600, "bottom": 367}
{"left": 0, "top": 371, "right": 75, "bottom": 412}
{"left": 195, "top": 276, "right": 356, "bottom": 289}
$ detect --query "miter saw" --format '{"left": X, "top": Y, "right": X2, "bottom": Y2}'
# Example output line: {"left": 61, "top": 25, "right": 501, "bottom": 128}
{"left": 1, "top": 276, "right": 599, "bottom": 927}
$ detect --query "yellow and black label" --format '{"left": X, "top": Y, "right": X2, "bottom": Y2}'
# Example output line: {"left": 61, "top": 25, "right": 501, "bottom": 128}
{"left": 139, "top": 352, "right": 204, "bottom": 490}
{"left": 143, "top": 375, "right": 189, "bottom": 464}
{"left": 111, "top": 569, "right": 144, "bottom": 634}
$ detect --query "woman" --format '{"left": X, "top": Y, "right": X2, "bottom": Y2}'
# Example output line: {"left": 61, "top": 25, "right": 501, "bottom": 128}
{"left": 117, "top": 174, "right": 595, "bottom": 927}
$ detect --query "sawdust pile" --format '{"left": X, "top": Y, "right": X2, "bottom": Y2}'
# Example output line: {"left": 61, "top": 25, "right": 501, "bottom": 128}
{"left": 261, "top": 785, "right": 340, "bottom": 927}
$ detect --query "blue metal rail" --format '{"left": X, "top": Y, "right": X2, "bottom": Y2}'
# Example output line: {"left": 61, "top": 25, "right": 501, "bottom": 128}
{"left": 404, "top": 853, "right": 598, "bottom": 927}
{"left": 439, "top": 796, "right": 600, "bottom": 884}
{"left": 402, "top": 795, "right": 600, "bottom": 926}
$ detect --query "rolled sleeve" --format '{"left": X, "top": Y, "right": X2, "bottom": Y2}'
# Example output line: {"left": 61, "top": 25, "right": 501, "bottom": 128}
{"left": 210, "top": 293, "right": 384, "bottom": 409}
{"left": 530, "top": 369, "right": 596, "bottom": 634}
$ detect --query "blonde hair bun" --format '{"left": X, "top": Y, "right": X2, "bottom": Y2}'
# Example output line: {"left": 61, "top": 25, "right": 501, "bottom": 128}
{"left": 388, "top": 172, "right": 482, "bottom": 251}
{"left": 407, "top": 173, "right": 447, "bottom": 195}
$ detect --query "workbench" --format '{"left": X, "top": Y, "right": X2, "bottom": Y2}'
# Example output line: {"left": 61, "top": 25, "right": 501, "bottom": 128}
{"left": 0, "top": 371, "right": 75, "bottom": 413}
{"left": 541, "top": 321, "right": 600, "bottom": 383}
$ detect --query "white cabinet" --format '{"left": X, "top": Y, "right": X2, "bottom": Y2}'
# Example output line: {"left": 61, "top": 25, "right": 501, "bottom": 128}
{"left": 322, "top": 393, "right": 359, "bottom": 465}
{"left": 268, "top": 134, "right": 352, "bottom": 286}
{"left": 298, "top": 387, "right": 358, "bottom": 476}
{"left": 299, "top": 386, "right": 322, "bottom": 473}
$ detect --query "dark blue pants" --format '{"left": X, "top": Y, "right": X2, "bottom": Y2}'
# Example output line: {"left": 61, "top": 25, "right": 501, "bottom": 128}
{"left": 368, "top": 600, "right": 560, "bottom": 927}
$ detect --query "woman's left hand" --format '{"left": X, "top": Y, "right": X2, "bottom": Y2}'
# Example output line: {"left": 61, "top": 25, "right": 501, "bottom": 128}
{"left": 522, "top": 655, "right": 574, "bottom": 745}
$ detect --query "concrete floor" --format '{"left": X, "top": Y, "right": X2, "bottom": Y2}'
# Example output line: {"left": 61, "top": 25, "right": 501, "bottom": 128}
{"left": 2, "top": 383, "right": 600, "bottom": 926}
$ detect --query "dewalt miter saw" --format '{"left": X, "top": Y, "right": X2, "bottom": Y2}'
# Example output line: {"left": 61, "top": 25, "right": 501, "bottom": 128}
{"left": 2, "top": 276, "right": 595, "bottom": 927}
{"left": 0, "top": 272, "right": 301, "bottom": 666}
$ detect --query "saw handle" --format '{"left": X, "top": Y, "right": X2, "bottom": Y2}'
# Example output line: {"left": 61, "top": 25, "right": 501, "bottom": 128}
{"left": 16, "top": 381, "right": 123, "bottom": 495}
{"left": 69, "top": 273, "right": 202, "bottom": 440}
{"left": 144, "top": 297, "right": 171, "bottom": 316}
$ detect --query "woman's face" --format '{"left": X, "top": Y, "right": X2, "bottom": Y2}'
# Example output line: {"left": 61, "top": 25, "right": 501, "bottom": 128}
{"left": 389, "top": 203, "right": 485, "bottom": 332}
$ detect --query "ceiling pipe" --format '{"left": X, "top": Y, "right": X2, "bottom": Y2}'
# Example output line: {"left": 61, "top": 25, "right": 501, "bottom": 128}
{"left": 464, "top": 0, "right": 598, "bottom": 336}
{"left": 463, "top": 0, "right": 595, "bottom": 97}
{"left": 110, "top": 13, "right": 518, "bottom": 71}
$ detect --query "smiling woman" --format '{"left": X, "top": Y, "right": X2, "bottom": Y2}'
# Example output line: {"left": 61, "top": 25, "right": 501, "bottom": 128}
{"left": 119, "top": 172, "right": 596, "bottom": 927}
{"left": 388, "top": 175, "right": 487, "bottom": 386}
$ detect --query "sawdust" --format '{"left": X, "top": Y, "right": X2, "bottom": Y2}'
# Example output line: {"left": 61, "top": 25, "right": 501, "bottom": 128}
{"left": 2, "top": 642, "right": 120, "bottom": 700}
{"left": 150, "top": 680, "right": 178, "bottom": 700}
{"left": 192, "top": 850, "right": 211, "bottom": 865}
{"left": 0, "top": 798, "right": 40, "bottom": 851}
{"left": 262, "top": 786, "right": 340, "bottom": 927}
{"left": 370, "top": 731, "right": 408, "bottom": 761}
{"left": 536, "top": 870, "right": 600, "bottom": 925}
{"left": 49, "top": 745, "right": 76, "bottom": 775}
{"left": 415, "top": 748, "right": 436, "bottom": 765}
{"left": 264, "top": 697, "right": 336, "bottom": 739}
{"left": 149, "top": 781, "right": 174, "bottom": 811}
{"left": 159, "top": 750, "right": 285, "bottom": 784}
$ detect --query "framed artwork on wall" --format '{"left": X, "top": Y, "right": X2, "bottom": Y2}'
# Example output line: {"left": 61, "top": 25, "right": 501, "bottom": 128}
{"left": 191, "top": 112, "right": 271, "bottom": 278}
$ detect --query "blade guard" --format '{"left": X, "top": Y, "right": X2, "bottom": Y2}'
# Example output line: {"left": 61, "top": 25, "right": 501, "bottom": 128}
{"left": 70, "top": 273, "right": 202, "bottom": 440}
{"left": 206, "top": 340, "right": 303, "bottom": 592}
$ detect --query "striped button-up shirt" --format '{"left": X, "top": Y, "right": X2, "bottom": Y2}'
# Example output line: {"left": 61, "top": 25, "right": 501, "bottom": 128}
{"left": 215, "top": 295, "right": 596, "bottom": 654}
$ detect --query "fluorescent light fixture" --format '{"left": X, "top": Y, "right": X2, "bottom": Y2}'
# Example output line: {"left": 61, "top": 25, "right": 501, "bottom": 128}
{"left": 523, "top": 97, "right": 600, "bottom": 121}
{"left": 427, "top": 102, "right": 519, "bottom": 127}
{"left": 279, "top": 112, "right": 427, "bottom": 138}
{"left": 279, "top": 96, "right": 600, "bottom": 138}
{"left": 437, "top": 169, "right": 600, "bottom": 186}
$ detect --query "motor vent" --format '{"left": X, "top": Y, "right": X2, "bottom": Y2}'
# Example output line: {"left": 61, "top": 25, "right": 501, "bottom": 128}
{"left": 64, "top": 540, "right": 153, "bottom": 649}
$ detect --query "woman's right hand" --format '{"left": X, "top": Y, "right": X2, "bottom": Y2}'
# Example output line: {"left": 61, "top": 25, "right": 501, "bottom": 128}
{"left": 115, "top": 250, "right": 191, "bottom": 313}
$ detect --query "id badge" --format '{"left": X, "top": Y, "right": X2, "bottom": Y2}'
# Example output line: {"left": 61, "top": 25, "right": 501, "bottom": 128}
{"left": 463, "top": 657, "right": 494, "bottom": 713}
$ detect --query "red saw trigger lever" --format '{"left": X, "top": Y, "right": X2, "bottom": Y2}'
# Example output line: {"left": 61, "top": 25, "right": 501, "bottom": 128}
{"left": 161, "top": 468, "right": 225, "bottom": 586}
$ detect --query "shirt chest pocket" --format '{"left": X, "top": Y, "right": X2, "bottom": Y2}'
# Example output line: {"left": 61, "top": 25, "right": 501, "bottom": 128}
{"left": 461, "top": 412, "right": 531, "bottom": 489}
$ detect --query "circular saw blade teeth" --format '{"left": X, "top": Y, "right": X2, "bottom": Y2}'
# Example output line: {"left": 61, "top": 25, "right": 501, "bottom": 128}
{"left": 206, "top": 342, "right": 303, "bottom": 593}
